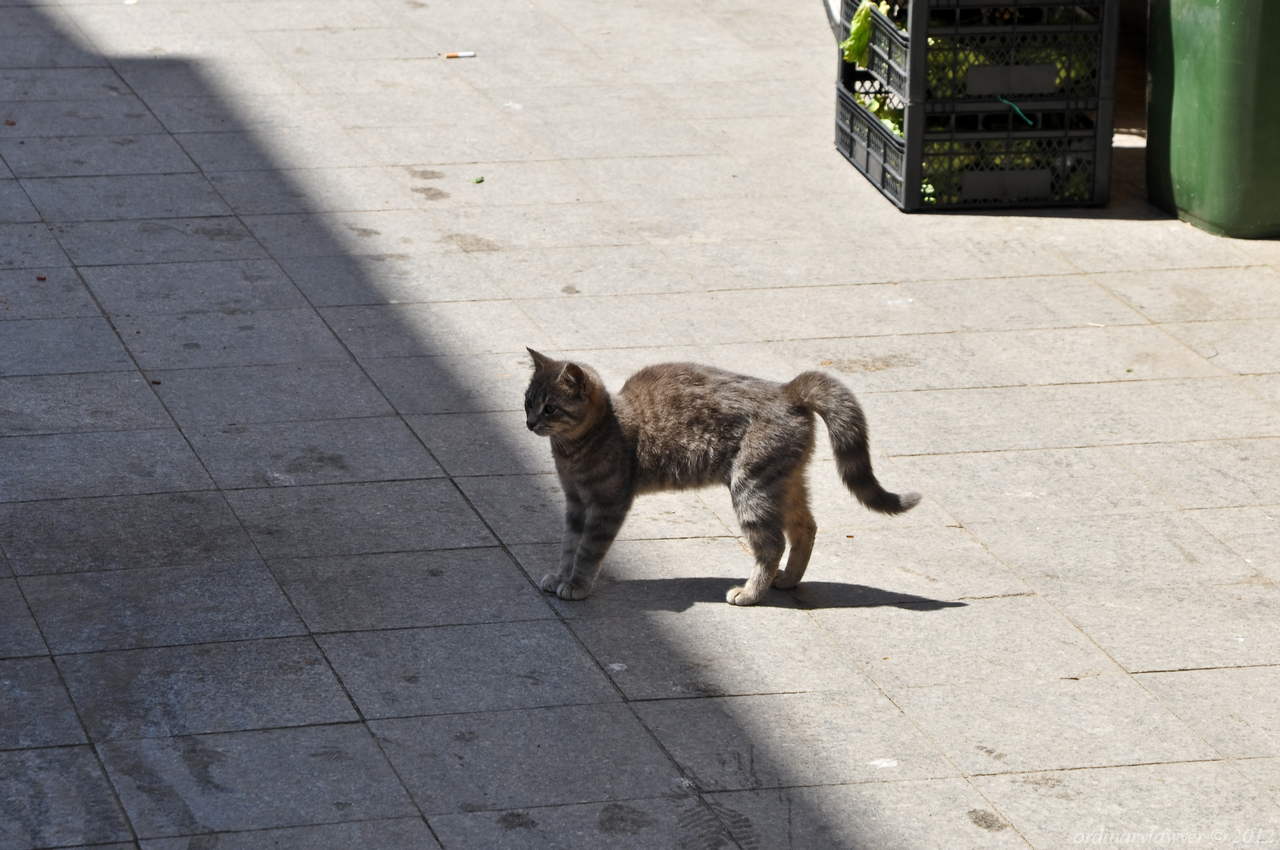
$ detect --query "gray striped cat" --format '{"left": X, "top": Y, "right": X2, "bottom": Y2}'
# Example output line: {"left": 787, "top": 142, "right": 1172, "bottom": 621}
{"left": 524, "top": 349, "right": 920, "bottom": 606}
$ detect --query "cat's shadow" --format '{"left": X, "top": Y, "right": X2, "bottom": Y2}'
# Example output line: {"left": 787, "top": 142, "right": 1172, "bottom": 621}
{"left": 593, "top": 577, "right": 967, "bottom": 612}
{"left": 789, "top": 581, "right": 968, "bottom": 611}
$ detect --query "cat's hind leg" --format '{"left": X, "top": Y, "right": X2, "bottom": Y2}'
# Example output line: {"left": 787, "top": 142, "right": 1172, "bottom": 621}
{"left": 726, "top": 479, "right": 787, "bottom": 606}
{"left": 773, "top": 470, "right": 816, "bottom": 590}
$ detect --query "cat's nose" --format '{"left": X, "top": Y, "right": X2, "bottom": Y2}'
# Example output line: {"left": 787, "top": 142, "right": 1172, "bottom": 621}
{"left": 525, "top": 416, "right": 538, "bottom": 431}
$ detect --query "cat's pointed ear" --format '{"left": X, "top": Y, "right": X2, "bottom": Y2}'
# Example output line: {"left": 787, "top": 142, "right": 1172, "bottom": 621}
{"left": 527, "top": 347, "right": 552, "bottom": 371}
{"left": 562, "top": 362, "right": 588, "bottom": 393}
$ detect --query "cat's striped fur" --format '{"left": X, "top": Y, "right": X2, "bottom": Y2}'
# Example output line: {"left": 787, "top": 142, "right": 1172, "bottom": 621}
{"left": 524, "top": 349, "right": 920, "bottom": 605}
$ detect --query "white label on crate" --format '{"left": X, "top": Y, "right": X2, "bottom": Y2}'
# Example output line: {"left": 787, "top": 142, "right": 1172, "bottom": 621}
{"left": 966, "top": 64, "right": 1059, "bottom": 95}
{"left": 963, "top": 170, "right": 1053, "bottom": 201}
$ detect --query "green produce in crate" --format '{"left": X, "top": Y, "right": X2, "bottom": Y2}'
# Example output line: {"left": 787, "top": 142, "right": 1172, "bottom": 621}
{"left": 840, "top": 1, "right": 889, "bottom": 67}
{"left": 918, "top": 140, "right": 1094, "bottom": 205}
{"left": 855, "top": 92, "right": 904, "bottom": 137}
{"left": 924, "top": 36, "right": 1090, "bottom": 99}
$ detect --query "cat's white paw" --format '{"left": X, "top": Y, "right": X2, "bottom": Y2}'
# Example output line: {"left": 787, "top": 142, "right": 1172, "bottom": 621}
{"left": 725, "top": 585, "right": 761, "bottom": 606}
{"left": 556, "top": 581, "right": 591, "bottom": 601}
{"left": 539, "top": 573, "right": 562, "bottom": 593}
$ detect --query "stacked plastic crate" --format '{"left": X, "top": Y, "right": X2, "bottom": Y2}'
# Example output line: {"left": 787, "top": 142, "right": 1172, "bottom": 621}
{"left": 828, "top": 1, "right": 1119, "bottom": 210}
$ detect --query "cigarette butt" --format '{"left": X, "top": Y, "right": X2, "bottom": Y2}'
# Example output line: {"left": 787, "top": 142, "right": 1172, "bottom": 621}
{"left": 446, "top": 52, "right": 476, "bottom": 58}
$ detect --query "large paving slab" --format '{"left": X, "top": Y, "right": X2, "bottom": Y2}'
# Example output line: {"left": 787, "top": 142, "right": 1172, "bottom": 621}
{"left": 0, "top": 745, "right": 134, "bottom": 848}
{"left": 370, "top": 705, "right": 684, "bottom": 815}
{"left": 59, "top": 637, "right": 359, "bottom": 741}
{"left": 2, "top": 0, "right": 1278, "bottom": 847}
{"left": 98, "top": 724, "right": 418, "bottom": 838}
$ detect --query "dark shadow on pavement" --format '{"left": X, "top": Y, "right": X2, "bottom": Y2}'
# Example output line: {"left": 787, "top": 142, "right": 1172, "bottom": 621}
{"left": 576, "top": 576, "right": 967, "bottom": 613}
{"left": 0, "top": 6, "right": 964, "bottom": 849}
{"left": 791, "top": 582, "right": 969, "bottom": 611}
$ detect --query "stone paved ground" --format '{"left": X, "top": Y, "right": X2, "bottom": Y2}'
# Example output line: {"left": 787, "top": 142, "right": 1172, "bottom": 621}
{"left": 2, "top": 0, "right": 1279, "bottom": 847}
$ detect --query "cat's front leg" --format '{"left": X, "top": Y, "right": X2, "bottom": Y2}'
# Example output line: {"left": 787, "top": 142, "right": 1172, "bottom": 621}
{"left": 541, "top": 491, "right": 586, "bottom": 595}
{"left": 727, "top": 487, "right": 787, "bottom": 606}
{"left": 556, "top": 497, "right": 630, "bottom": 600}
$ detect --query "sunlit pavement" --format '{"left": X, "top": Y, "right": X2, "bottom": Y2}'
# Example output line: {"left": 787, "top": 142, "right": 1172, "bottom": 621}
{"left": 2, "top": 1, "right": 1279, "bottom": 847}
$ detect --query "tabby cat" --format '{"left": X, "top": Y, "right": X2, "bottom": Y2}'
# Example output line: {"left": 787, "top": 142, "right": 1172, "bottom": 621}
{"left": 524, "top": 349, "right": 920, "bottom": 606}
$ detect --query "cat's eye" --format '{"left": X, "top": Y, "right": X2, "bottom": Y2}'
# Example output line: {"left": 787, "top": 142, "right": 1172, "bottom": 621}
{"left": 543, "top": 404, "right": 558, "bottom": 416}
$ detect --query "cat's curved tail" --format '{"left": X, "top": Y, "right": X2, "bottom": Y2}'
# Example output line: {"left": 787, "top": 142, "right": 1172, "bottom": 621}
{"left": 784, "top": 371, "right": 922, "bottom": 515}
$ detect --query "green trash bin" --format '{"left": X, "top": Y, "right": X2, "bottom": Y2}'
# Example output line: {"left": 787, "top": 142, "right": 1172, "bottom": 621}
{"left": 1147, "top": 0, "right": 1280, "bottom": 238}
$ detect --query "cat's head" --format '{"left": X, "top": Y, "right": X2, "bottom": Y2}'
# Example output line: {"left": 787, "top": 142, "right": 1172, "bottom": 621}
{"left": 524, "top": 348, "right": 603, "bottom": 438}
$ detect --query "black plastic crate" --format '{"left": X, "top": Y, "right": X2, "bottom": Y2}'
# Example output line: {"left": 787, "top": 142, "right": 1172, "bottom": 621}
{"left": 836, "top": 75, "right": 908, "bottom": 204}
{"left": 835, "top": 66, "right": 1113, "bottom": 210}
{"left": 837, "top": 1, "right": 1117, "bottom": 104}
